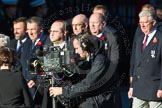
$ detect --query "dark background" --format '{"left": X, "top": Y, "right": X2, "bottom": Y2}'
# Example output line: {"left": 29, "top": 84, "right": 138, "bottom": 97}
{"left": 0, "top": 0, "right": 162, "bottom": 86}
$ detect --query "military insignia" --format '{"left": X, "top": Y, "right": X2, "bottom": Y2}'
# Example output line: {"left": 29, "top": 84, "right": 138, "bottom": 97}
{"left": 105, "top": 43, "right": 108, "bottom": 50}
{"left": 151, "top": 50, "right": 155, "bottom": 58}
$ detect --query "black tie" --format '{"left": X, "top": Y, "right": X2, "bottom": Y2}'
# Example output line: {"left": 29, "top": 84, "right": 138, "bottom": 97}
{"left": 32, "top": 41, "right": 35, "bottom": 49}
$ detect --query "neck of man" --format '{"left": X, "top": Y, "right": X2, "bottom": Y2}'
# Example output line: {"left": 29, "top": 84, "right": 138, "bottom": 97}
{"left": 53, "top": 39, "right": 64, "bottom": 46}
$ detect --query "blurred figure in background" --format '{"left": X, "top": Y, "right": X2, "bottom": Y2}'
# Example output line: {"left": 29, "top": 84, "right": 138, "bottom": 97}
{"left": 156, "top": 5, "right": 162, "bottom": 22}
{"left": 141, "top": 4, "right": 156, "bottom": 12}
{"left": 0, "top": 47, "right": 34, "bottom": 108}
{"left": 93, "top": 5, "right": 109, "bottom": 22}
{"left": 0, "top": 34, "right": 10, "bottom": 47}
{"left": 0, "top": 0, "right": 22, "bottom": 39}
{"left": 30, "top": 0, "right": 49, "bottom": 19}
{"left": 93, "top": 4, "right": 118, "bottom": 34}
{"left": 30, "top": 0, "right": 49, "bottom": 34}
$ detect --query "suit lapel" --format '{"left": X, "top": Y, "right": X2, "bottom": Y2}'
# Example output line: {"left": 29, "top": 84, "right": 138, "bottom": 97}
{"left": 136, "top": 34, "right": 144, "bottom": 60}
{"left": 14, "top": 40, "right": 18, "bottom": 50}
{"left": 141, "top": 36, "right": 156, "bottom": 55}
{"left": 139, "top": 35, "right": 157, "bottom": 64}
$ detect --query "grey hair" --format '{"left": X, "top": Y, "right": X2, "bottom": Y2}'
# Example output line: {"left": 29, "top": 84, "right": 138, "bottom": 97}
{"left": 139, "top": 10, "right": 157, "bottom": 21}
{"left": 27, "top": 16, "right": 43, "bottom": 27}
{"left": 0, "top": 34, "right": 10, "bottom": 47}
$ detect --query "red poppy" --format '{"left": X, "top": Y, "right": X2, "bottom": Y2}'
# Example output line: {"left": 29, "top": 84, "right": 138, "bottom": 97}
{"left": 70, "top": 58, "right": 75, "bottom": 63}
{"left": 99, "top": 36, "right": 105, "bottom": 40}
{"left": 37, "top": 41, "right": 42, "bottom": 46}
{"left": 152, "top": 37, "right": 158, "bottom": 44}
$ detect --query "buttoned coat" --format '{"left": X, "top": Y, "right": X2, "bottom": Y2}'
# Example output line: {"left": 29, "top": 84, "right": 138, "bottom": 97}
{"left": 131, "top": 29, "right": 162, "bottom": 101}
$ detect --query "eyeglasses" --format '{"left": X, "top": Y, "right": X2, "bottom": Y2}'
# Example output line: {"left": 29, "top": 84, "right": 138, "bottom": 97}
{"left": 139, "top": 21, "right": 152, "bottom": 25}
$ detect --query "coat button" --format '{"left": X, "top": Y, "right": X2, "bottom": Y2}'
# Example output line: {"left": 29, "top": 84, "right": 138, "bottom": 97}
{"left": 147, "top": 59, "right": 149, "bottom": 62}
{"left": 137, "top": 76, "right": 140, "bottom": 79}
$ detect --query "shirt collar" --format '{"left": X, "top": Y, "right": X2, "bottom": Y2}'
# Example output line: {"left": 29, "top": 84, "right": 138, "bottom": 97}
{"left": 53, "top": 41, "right": 65, "bottom": 49}
{"left": 96, "top": 33, "right": 103, "bottom": 38}
{"left": 21, "top": 37, "right": 27, "bottom": 43}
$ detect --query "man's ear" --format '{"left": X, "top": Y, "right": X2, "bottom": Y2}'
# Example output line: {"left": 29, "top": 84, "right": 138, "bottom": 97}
{"left": 39, "top": 26, "right": 44, "bottom": 32}
{"left": 102, "top": 21, "right": 106, "bottom": 27}
{"left": 152, "top": 20, "right": 156, "bottom": 26}
{"left": 85, "top": 23, "right": 89, "bottom": 29}
{"left": 64, "top": 30, "right": 68, "bottom": 36}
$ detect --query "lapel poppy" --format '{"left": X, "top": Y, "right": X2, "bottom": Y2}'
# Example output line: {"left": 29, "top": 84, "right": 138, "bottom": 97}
{"left": 37, "top": 41, "right": 43, "bottom": 46}
{"left": 99, "top": 35, "right": 105, "bottom": 40}
{"left": 152, "top": 37, "right": 157, "bottom": 44}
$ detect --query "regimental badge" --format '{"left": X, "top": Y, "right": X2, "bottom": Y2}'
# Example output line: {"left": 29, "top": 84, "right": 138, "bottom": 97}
{"left": 151, "top": 50, "right": 155, "bottom": 58}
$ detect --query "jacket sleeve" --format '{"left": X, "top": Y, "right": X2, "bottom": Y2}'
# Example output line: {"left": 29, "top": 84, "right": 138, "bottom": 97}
{"left": 159, "top": 40, "right": 162, "bottom": 90}
{"left": 20, "top": 75, "right": 34, "bottom": 108}
{"left": 107, "top": 32, "right": 119, "bottom": 64}
{"left": 62, "top": 54, "right": 109, "bottom": 99}
{"left": 129, "top": 27, "right": 141, "bottom": 77}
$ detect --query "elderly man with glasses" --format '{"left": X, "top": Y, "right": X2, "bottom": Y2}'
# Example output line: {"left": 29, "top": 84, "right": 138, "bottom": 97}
{"left": 128, "top": 10, "right": 162, "bottom": 108}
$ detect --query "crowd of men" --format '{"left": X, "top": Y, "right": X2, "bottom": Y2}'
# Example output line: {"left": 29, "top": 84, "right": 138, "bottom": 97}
{"left": 0, "top": 1, "right": 162, "bottom": 108}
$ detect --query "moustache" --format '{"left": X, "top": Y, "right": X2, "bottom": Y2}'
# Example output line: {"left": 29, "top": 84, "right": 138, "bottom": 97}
{"left": 14, "top": 33, "right": 20, "bottom": 35}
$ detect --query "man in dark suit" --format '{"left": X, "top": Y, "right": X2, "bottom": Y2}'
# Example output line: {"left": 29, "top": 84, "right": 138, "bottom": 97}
{"left": 49, "top": 34, "right": 120, "bottom": 108}
{"left": 128, "top": 10, "right": 162, "bottom": 108}
{"left": 89, "top": 13, "right": 119, "bottom": 65}
{"left": 9, "top": 17, "right": 28, "bottom": 59}
{"left": 42, "top": 20, "right": 80, "bottom": 108}
{"left": 20, "top": 16, "right": 48, "bottom": 107}
{"left": 129, "top": 4, "right": 162, "bottom": 95}
{"left": 89, "top": 13, "right": 121, "bottom": 108}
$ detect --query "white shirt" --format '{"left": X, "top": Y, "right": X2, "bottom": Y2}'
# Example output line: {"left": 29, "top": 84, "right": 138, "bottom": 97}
{"left": 53, "top": 41, "right": 65, "bottom": 49}
{"left": 143, "top": 28, "right": 157, "bottom": 46}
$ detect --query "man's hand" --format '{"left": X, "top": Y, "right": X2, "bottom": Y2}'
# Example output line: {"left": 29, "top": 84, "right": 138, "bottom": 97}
{"left": 49, "top": 87, "right": 62, "bottom": 97}
{"left": 28, "top": 80, "right": 35, "bottom": 88}
{"left": 157, "top": 90, "right": 162, "bottom": 98}
{"left": 128, "top": 88, "right": 133, "bottom": 99}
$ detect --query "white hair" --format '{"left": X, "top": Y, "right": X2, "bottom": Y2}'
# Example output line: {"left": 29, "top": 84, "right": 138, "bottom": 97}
{"left": 139, "top": 10, "right": 157, "bottom": 21}
{"left": 0, "top": 34, "right": 10, "bottom": 47}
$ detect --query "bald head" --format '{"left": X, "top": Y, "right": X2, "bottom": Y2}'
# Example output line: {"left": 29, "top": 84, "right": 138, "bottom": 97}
{"left": 72, "top": 14, "right": 88, "bottom": 23}
{"left": 89, "top": 13, "right": 106, "bottom": 35}
{"left": 72, "top": 14, "right": 88, "bottom": 35}
{"left": 49, "top": 20, "right": 65, "bottom": 45}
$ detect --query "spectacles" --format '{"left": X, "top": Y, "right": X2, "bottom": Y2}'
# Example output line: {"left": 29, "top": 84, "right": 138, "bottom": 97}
{"left": 139, "top": 21, "right": 152, "bottom": 25}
